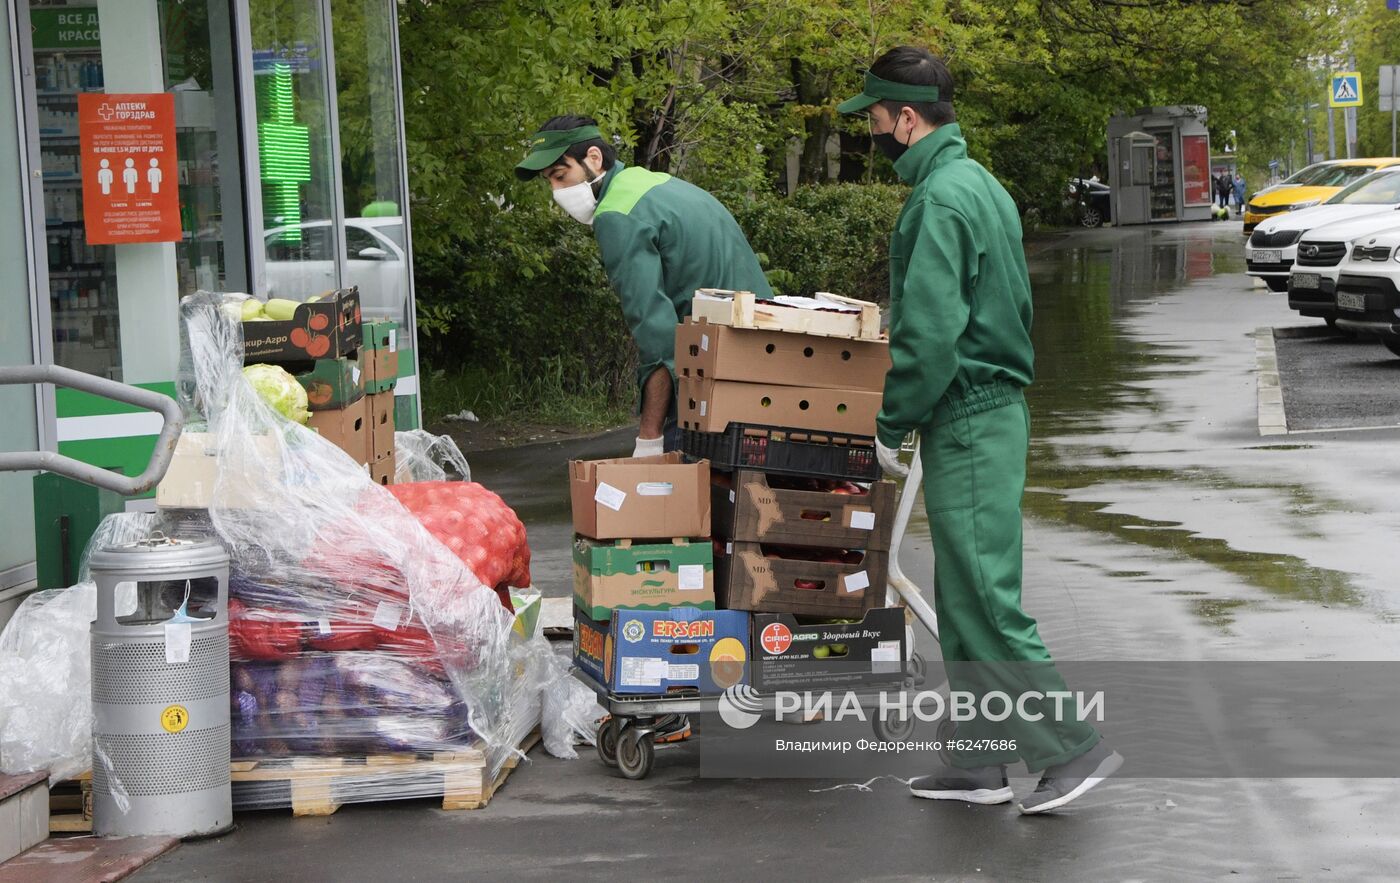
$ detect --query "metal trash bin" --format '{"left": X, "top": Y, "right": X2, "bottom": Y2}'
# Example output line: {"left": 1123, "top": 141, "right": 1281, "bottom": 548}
{"left": 88, "top": 534, "right": 232, "bottom": 838}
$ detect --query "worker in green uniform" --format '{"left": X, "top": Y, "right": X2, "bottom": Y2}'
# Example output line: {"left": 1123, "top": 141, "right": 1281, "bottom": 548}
{"left": 516, "top": 115, "right": 773, "bottom": 456}
{"left": 839, "top": 47, "right": 1121, "bottom": 814}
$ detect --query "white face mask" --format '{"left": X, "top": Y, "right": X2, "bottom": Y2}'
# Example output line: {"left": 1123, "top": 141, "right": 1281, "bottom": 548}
{"left": 553, "top": 168, "right": 603, "bottom": 225}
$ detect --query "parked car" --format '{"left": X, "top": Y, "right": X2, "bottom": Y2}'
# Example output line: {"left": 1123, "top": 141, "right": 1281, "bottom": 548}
{"left": 264, "top": 217, "right": 409, "bottom": 320}
{"left": 1331, "top": 227, "right": 1400, "bottom": 355}
{"left": 1287, "top": 213, "right": 1400, "bottom": 330}
{"left": 1067, "top": 178, "right": 1111, "bottom": 227}
{"left": 1245, "top": 168, "right": 1400, "bottom": 292}
{"left": 1243, "top": 158, "right": 1400, "bottom": 234}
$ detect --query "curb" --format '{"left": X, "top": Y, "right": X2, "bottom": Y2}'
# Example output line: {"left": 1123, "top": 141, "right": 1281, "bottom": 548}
{"left": 1254, "top": 327, "right": 1287, "bottom": 436}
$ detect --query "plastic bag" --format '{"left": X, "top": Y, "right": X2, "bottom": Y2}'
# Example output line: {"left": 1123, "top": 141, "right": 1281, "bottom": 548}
{"left": 0, "top": 513, "right": 153, "bottom": 784}
{"left": 395, "top": 428, "right": 471, "bottom": 483}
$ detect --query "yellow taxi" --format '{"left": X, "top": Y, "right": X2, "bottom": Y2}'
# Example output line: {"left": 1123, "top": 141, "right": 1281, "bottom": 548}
{"left": 1244, "top": 158, "right": 1400, "bottom": 233}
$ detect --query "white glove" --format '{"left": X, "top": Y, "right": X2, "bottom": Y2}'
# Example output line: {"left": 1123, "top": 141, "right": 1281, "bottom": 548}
{"left": 876, "top": 439, "right": 910, "bottom": 479}
{"left": 632, "top": 435, "right": 666, "bottom": 458}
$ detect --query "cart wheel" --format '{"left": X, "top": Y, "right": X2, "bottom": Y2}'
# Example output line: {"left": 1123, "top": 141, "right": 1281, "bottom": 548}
{"left": 904, "top": 652, "right": 927, "bottom": 688}
{"left": 873, "top": 710, "right": 917, "bottom": 741}
{"left": 616, "top": 728, "right": 655, "bottom": 780}
{"left": 596, "top": 716, "right": 622, "bottom": 768}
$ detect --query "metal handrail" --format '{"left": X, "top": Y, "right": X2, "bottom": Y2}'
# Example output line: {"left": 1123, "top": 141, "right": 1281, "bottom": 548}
{"left": 0, "top": 364, "right": 183, "bottom": 496}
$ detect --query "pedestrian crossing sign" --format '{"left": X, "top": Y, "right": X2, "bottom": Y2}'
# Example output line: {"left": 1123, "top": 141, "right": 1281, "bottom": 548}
{"left": 1330, "top": 73, "right": 1363, "bottom": 108}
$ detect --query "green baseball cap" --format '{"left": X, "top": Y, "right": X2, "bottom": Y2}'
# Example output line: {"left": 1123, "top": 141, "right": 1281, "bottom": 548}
{"left": 514, "top": 125, "right": 603, "bottom": 180}
{"left": 837, "top": 71, "right": 941, "bottom": 114}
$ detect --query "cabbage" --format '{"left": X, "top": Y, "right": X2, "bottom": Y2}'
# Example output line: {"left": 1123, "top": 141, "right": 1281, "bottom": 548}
{"left": 243, "top": 364, "right": 310, "bottom": 425}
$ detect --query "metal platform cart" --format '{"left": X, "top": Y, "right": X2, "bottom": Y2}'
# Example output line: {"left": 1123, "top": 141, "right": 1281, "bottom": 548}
{"left": 582, "top": 441, "right": 943, "bottom": 780}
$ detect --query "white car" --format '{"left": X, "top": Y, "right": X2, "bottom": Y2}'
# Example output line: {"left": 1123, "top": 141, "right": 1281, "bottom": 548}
{"left": 1288, "top": 212, "right": 1400, "bottom": 329}
{"left": 1246, "top": 169, "right": 1400, "bottom": 292}
{"left": 264, "top": 217, "right": 409, "bottom": 320}
{"left": 1332, "top": 227, "right": 1400, "bottom": 355}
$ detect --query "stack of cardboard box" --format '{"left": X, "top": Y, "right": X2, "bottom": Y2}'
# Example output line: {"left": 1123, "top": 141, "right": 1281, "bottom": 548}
{"left": 569, "top": 453, "right": 751, "bottom": 695}
{"left": 676, "top": 290, "right": 909, "bottom": 692}
{"left": 239, "top": 289, "right": 398, "bottom": 485}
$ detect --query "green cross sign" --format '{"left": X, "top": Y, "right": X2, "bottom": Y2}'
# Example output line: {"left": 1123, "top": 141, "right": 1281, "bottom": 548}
{"left": 256, "top": 61, "right": 312, "bottom": 243}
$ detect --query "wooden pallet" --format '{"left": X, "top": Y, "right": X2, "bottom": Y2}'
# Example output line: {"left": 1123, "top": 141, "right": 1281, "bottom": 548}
{"left": 230, "top": 729, "right": 541, "bottom": 817}
{"left": 692, "top": 289, "right": 882, "bottom": 340}
{"left": 47, "top": 771, "right": 92, "bottom": 834}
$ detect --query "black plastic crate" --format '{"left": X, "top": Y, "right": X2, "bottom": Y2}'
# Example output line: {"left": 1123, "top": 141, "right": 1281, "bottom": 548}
{"left": 680, "top": 422, "right": 881, "bottom": 481}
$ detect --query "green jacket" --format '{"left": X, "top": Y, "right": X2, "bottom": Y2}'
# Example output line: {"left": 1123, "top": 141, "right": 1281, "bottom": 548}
{"left": 877, "top": 124, "right": 1035, "bottom": 448}
{"left": 593, "top": 163, "right": 773, "bottom": 396}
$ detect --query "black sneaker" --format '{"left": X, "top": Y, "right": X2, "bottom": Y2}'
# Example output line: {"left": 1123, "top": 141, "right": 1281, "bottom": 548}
{"left": 909, "top": 764, "right": 1013, "bottom": 805}
{"left": 1018, "top": 741, "right": 1123, "bottom": 814}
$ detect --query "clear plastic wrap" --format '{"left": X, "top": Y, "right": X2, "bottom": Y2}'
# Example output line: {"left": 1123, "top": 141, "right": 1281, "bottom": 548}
{"left": 169, "top": 292, "right": 551, "bottom": 809}
{"left": 395, "top": 428, "right": 471, "bottom": 483}
{"left": 0, "top": 513, "right": 154, "bottom": 784}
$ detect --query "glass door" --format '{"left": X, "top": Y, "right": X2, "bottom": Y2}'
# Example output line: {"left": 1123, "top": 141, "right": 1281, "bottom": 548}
{"left": 1, "top": 1, "right": 40, "bottom": 593}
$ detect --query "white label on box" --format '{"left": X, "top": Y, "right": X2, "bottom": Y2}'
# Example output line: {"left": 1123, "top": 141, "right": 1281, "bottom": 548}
{"left": 700, "top": 400, "right": 708, "bottom": 417}
{"left": 164, "top": 622, "right": 191, "bottom": 664}
{"left": 843, "top": 571, "right": 870, "bottom": 593}
{"left": 701, "top": 333, "right": 710, "bottom": 352}
{"left": 317, "top": 617, "right": 332, "bottom": 636}
{"left": 621, "top": 656, "right": 665, "bottom": 687}
{"left": 636, "top": 482, "right": 673, "bottom": 497}
{"left": 594, "top": 481, "right": 627, "bottom": 512}
{"left": 668, "top": 663, "right": 699, "bottom": 681}
{"left": 851, "top": 510, "right": 876, "bottom": 531}
{"left": 388, "top": 328, "right": 398, "bottom": 353}
{"left": 678, "top": 564, "right": 706, "bottom": 591}
{"left": 373, "top": 601, "right": 402, "bottom": 631}
{"left": 729, "top": 490, "right": 736, "bottom": 503}
{"left": 871, "top": 641, "right": 901, "bottom": 664}
{"left": 352, "top": 365, "right": 362, "bottom": 384}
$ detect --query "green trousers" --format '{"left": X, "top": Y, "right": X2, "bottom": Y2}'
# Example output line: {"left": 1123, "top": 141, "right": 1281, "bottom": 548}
{"left": 921, "top": 384, "right": 1100, "bottom": 772}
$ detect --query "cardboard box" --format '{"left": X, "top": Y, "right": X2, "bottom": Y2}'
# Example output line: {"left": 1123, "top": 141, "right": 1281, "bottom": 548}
{"left": 691, "top": 289, "right": 882, "bottom": 340}
{"left": 713, "top": 471, "right": 896, "bottom": 551}
{"left": 679, "top": 376, "right": 882, "bottom": 436}
{"left": 569, "top": 452, "right": 710, "bottom": 540}
{"left": 242, "top": 288, "right": 363, "bottom": 363}
{"left": 369, "top": 453, "right": 396, "bottom": 486}
{"left": 573, "top": 537, "right": 715, "bottom": 620}
{"left": 361, "top": 320, "right": 400, "bottom": 394}
{"left": 573, "top": 606, "right": 750, "bottom": 695}
{"left": 752, "top": 607, "right": 906, "bottom": 691}
{"left": 675, "top": 319, "right": 890, "bottom": 392}
{"left": 366, "top": 391, "right": 396, "bottom": 463}
{"left": 715, "top": 541, "right": 889, "bottom": 617}
{"left": 291, "top": 356, "right": 365, "bottom": 411}
{"left": 156, "top": 432, "right": 284, "bottom": 509}
{"left": 308, "top": 396, "right": 370, "bottom": 465}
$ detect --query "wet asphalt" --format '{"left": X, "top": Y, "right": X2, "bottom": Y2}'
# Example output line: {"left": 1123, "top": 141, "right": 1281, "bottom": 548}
{"left": 1274, "top": 326, "right": 1400, "bottom": 431}
{"left": 134, "top": 222, "right": 1400, "bottom": 881}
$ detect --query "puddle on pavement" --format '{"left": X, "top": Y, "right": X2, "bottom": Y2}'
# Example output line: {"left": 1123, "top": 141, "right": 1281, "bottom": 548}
{"left": 1017, "top": 227, "right": 1364, "bottom": 622}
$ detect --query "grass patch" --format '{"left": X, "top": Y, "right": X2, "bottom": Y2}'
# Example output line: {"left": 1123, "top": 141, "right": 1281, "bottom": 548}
{"left": 422, "top": 357, "right": 634, "bottom": 430}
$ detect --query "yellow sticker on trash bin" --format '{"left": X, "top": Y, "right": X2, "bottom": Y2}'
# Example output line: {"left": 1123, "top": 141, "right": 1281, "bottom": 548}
{"left": 161, "top": 704, "right": 189, "bottom": 733}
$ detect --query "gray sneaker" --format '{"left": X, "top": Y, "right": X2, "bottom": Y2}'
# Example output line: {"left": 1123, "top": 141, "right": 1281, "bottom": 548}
{"left": 1018, "top": 741, "right": 1123, "bottom": 814}
{"left": 909, "top": 764, "right": 1013, "bottom": 805}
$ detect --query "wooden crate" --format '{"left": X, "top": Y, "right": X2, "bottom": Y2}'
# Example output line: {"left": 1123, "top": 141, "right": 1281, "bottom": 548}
{"left": 230, "top": 729, "right": 540, "bottom": 817}
{"left": 692, "top": 289, "right": 881, "bottom": 341}
{"left": 48, "top": 771, "right": 92, "bottom": 834}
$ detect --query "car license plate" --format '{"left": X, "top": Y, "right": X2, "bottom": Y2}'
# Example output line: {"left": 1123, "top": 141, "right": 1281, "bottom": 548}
{"left": 1254, "top": 249, "right": 1282, "bottom": 263}
{"left": 1292, "top": 273, "right": 1320, "bottom": 290}
{"left": 1337, "top": 292, "right": 1367, "bottom": 312}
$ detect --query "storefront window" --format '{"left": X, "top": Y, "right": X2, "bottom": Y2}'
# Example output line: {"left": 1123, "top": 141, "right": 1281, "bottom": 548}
{"left": 330, "top": 0, "right": 412, "bottom": 326}
{"left": 29, "top": 0, "right": 248, "bottom": 383}
{"left": 249, "top": 0, "right": 341, "bottom": 299}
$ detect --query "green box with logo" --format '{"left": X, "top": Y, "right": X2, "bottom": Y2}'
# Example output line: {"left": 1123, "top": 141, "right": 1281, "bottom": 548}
{"left": 572, "top": 536, "right": 715, "bottom": 620}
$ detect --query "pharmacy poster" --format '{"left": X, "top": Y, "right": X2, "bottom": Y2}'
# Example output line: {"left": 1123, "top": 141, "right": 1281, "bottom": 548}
{"left": 78, "top": 92, "right": 181, "bottom": 244}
